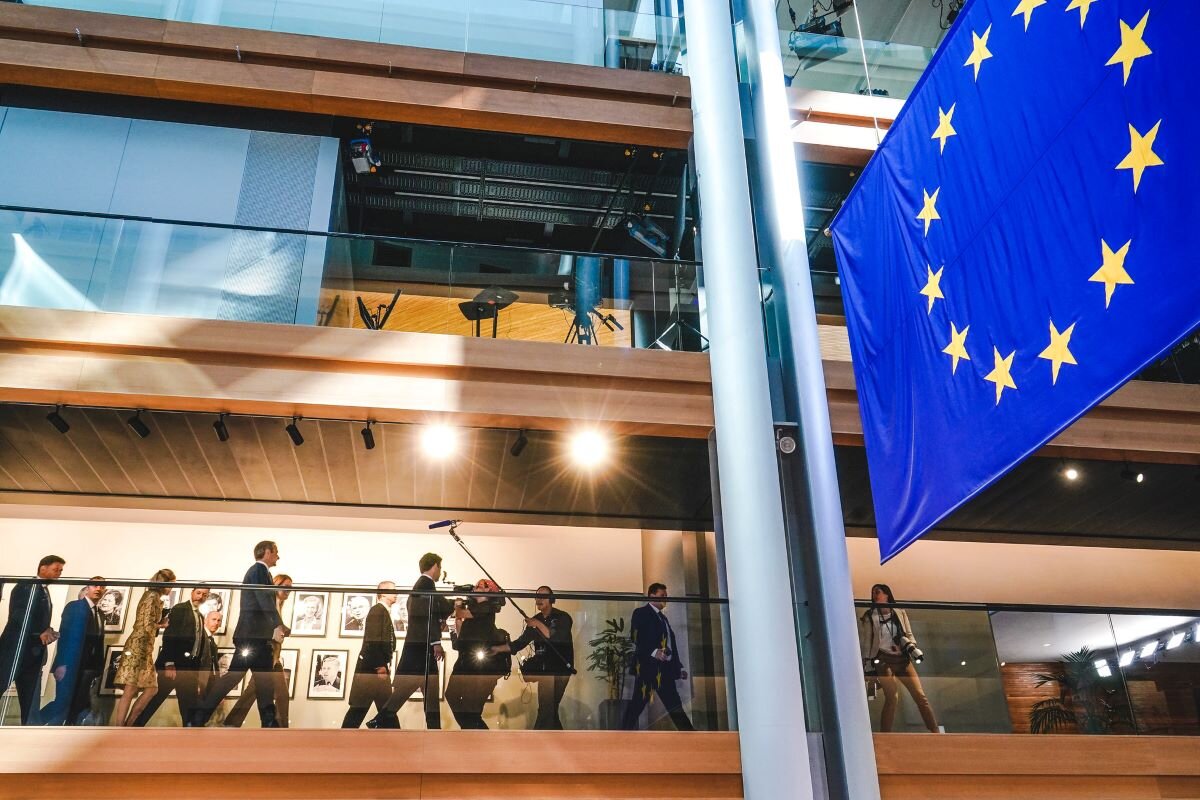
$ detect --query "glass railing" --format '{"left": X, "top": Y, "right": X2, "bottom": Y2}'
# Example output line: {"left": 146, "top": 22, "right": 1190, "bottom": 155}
{"left": 780, "top": 29, "right": 933, "bottom": 100}
{"left": 0, "top": 205, "right": 708, "bottom": 352}
{"left": 19, "top": 0, "right": 687, "bottom": 75}
{"left": 0, "top": 574, "right": 730, "bottom": 730}
{"left": 854, "top": 600, "right": 1200, "bottom": 735}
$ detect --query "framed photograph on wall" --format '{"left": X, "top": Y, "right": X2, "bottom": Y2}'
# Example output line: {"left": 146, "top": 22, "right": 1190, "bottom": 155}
{"left": 214, "top": 647, "right": 243, "bottom": 698}
{"left": 307, "top": 649, "right": 348, "bottom": 700}
{"left": 290, "top": 591, "right": 329, "bottom": 637}
{"left": 98, "top": 586, "right": 130, "bottom": 634}
{"left": 390, "top": 600, "right": 408, "bottom": 637}
{"left": 279, "top": 649, "right": 300, "bottom": 699}
{"left": 198, "top": 588, "right": 232, "bottom": 635}
{"left": 100, "top": 646, "right": 125, "bottom": 696}
{"left": 339, "top": 593, "right": 374, "bottom": 637}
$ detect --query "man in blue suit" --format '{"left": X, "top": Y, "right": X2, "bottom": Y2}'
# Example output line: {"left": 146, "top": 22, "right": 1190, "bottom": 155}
{"left": 42, "top": 577, "right": 107, "bottom": 725}
{"left": 0, "top": 555, "right": 65, "bottom": 724}
{"left": 621, "top": 582, "right": 695, "bottom": 731}
{"left": 189, "top": 541, "right": 288, "bottom": 727}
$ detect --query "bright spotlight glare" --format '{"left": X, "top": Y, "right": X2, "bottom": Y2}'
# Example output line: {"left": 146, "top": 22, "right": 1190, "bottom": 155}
{"left": 1166, "top": 632, "right": 1185, "bottom": 650}
{"left": 1064, "top": 467, "right": 1079, "bottom": 481}
{"left": 569, "top": 429, "right": 609, "bottom": 468}
{"left": 421, "top": 424, "right": 459, "bottom": 458}
{"left": 1118, "top": 650, "right": 1134, "bottom": 667}
{"left": 1139, "top": 641, "right": 1158, "bottom": 658}
{"left": 475, "top": 649, "right": 488, "bottom": 663}
{"left": 1093, "top": 659, "right": 1112, "bottom": 677}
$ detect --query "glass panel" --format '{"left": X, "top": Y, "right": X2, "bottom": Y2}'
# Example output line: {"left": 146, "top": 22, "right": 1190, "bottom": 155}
{"left": 381, "top": 0, "right": 469, "bottom": 52}
{"left": 1110, "top": 613, "right": 1200, "bottom": 735}
{"left": 0, "top": 574, "right": 731, "bottom": 730}
{"left": 268, "top": 0, "right": 386, "bottom": 41}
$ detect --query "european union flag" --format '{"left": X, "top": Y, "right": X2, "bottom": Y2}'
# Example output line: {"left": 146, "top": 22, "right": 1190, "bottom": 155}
{"left": 830, "top": 0, "right": 1199, "bottom": 561}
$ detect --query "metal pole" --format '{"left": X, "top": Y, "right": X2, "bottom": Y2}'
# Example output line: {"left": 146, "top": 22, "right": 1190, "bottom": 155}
{"left": 738, "top": 0, "right": 881, "bottom": 796}
{"left": 687, "top": 2, "right": 815, "bottom": 797}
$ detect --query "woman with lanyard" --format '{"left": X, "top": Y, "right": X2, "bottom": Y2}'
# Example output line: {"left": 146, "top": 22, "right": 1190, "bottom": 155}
{"left": 858, "top": 583, "right": 939, "bottom": 733}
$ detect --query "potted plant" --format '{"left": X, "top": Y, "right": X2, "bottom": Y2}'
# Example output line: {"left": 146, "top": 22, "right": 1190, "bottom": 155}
{"left": 587, "top": 617, "right": 635, "bottom": 729}
{"left": 1028, "top": 646, "right": 1134, "bottom": 734}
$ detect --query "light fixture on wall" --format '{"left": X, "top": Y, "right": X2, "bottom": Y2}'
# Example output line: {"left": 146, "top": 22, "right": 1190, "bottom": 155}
{"left": 568, "top": 429, "right": 609, "bottom": 468}
{"left": 126, "top": 410, "right": 151, "bottom": 439}
{"left": 510, "top": 429, "right": 529, "bottom": 458}
{"left": 213, "top": 413, "right": 230, "bottom": 442}
{"left": 361, "top": 420, "right": 376, "bottom": 451}
{"left": 285, "top": 416, "right": 304, "bottom": 447}
{"left": 420, "top": 424, "right": 458, "bottom": 459}
{"left": 45, "top": 405, "right": 70, "bottom": 434}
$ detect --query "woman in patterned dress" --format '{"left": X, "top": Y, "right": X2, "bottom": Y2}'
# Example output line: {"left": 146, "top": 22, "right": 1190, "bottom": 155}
{"left": 111, "top": 568, "right": 176, "bottom": 726}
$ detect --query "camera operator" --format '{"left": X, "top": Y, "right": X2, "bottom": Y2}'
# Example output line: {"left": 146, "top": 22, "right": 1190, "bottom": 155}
{"left": 490, "top": 585, "right": 573, "bottom": 730}
{"left": 376, "top": 553, "right": 454, "bottom": 729}
{"left": 858, "top": 583, "right": 939, "bottom": 733}
{"left": 446, "top": 579, "right": 510, "bottom": 729}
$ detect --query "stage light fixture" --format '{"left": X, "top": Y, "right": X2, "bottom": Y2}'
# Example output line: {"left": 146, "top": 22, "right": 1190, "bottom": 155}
{"left": 285, "top": 417, "right": 304, "bottom": 447}
{"left": 1121, "top": 462, "right": 1144, "bottom": 483}
{"left": 126, "top": 410, "right": 151, "bottom": 439}
{"left": 568, "top": 429, "right": 609, "bottom": 468}
{"left": 1058, "top": 460, "right": 1079, "bottom": 481}
{"left": 1118, "top": 650, "right": 1135, "bottom": 667}
{"left": 510, "top": 429, "right": 529, "bottom": 458}
{"left": 213, "top": 413, "right": 230, "bottom": 442}
{"left": 1093, "top": 659, "right": 1112, "bottom": 677}
{"left": 420, "top": 424, "right": 458, "bottom": 459}
{"left": 361, "top": 420, "right": 376, "bottom": 451}
{"left": 1167, "top": 631, "right": 1185, "bottom": 650}
{"left": 45, "top": 405, "right": 70, "bottom": 434}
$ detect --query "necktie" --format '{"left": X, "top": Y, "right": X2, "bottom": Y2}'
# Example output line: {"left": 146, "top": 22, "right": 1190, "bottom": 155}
{"left": 191, "top": 604, "right": 203, "bottom": 660}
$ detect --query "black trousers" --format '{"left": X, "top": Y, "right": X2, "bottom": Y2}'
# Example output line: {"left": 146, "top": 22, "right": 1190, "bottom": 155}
{"left": 191, "top": 639, "right": 278, "bottom": 727}
{"left": 341, "top": 671, "right": 391, "bottom": 729}
{"left": 377, "top": 642, "right": 441, "bottom": 729}
{"left": 132, "top": 666, "right": 201, "bottom": 727}
{"left": 0, "top": 657, "right": 41, "bottom": 725}
{"left": 621, "top": 672, "right": 694, "bottom": 731}
{"left": 446, "top": 672, "right": 498, "bottom": 730}
{"left": 65, "top": 668, "right": 99, "bottom": 725}
{"left": 527, "top": 674, "right": 570, "bottom": 730}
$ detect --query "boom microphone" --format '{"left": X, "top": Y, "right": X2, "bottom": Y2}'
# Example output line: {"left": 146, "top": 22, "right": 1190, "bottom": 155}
{"left": 428, "top": 519, "right": 461, "bottom": 529}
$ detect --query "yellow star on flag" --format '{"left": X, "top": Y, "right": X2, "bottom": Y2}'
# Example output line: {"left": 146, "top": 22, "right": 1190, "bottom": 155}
{"left": 964, "top": 25, "right": 993, "bottom": 81}
{"left": 1089, "top": 238, "right": 1133, "bottom": 307}
{"left": 1012, "top": 0, "right": 1047, "bottom": 31}
{"left": 917, "top": 187, "right": 941, "bottom": 236}
{"left": 984, "top": 347, "right": 1017, "bottom": 404}
{"left": 1115, "top": 120, "right": 1163, "bottom": 193}
{"left": 1106, "top": 11, "right": 1152, "bottom": 85}
{"left": 1066, "top": 0, "right": 1100, "bottom": 28}
{"left": 1037, "top": 321, "right": 1078, "bottom": 384}
{"left": 920, "top": 265, "right": 945, "bottom": 313}
{"left": 931, "top": 104, "right": 957, "bottom": 154}
{"left": 942, "top": 322, "right": 970, "bottom": 375}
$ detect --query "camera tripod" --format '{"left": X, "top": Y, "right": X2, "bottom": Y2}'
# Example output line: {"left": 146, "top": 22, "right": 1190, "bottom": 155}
{"left": 564, "top": 307, "right": 625, "bottom": 346}
{"left": 650, "top": 262, "right": 708, "bottom": 352}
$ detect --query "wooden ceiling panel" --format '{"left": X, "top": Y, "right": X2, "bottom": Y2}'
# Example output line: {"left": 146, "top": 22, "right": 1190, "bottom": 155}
{"left": 4, "top": 407, "right": 109, "bottom": 495}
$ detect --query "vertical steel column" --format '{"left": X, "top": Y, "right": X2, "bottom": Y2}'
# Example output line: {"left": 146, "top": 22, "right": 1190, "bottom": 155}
{"left": 687, "top": 2, "right": 815, "bottom": 797}
{"left": 738, "top": 0, "right": 881, "bottom": 797}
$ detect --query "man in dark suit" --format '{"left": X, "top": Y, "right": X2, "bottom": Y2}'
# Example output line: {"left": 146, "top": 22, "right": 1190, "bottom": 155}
{"left": 41, "top": 576, "right": 106, "bottom": 725}
{"left": 376, "top": 553, "right": 454, "bottom": 729}
{"left": 342, "top": 581, "right": 399, "bottom": 728}
{"left": 621, "top": 582, "right": 695, "bottom": 731}
{"left": 196, "top": 610, "right": 222, "bottom": 697}
{"left": 189, "top": 541, "right": 288, "bottom": 727}
{"left": 0, "top": 555, "right": 64, "bottom": 724}
{"left": 132, "top": 586, "right": 211, "bottom": 726}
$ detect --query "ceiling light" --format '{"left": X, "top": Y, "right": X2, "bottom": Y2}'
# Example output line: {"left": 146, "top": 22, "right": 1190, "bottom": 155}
{"left": 1139, "top": 640, "right": 1158, "bottom": 658}
{"left": 960, "top": 660, "right": 966, "bottom": 666}
{"left": 568, "top": 429, "right": 609, "bottom": 468}
{"left": 285, "top": 417, "right": 304, "bottom": 447}
{"left": 213, "top": 413, "right": 229, "bottom": 442}
{"left": 361, "top": 421, "right": 376, "bottom": 451}
{"left": 1118, "top": 650, "right": 1134, "bottom": 667}
{"left": 1094, "top": 659, "right": 1112, "bottom": 677}
{"left": 1058, "top": 460, "right": 1079, "bottom": 481}
{"left": 420, "top": 424, "right": 458, "bottom": 459}
{"left": 1121, "top": 462, "right": 1144, "bottom": 483}
{"left": 510, "top": 429, "right": 529, "bottom": 458}
{"left": 126, "top": 410, "right": 151, "bottom": 438}
{"left": 1042, "top": 642, "right": 1051, "bottom": 648}
{"left": 1166, "top": 632, "right": 1185, "bottom": 650}
{"left": 45, "top": 405, "right": 69, "bottom": 434}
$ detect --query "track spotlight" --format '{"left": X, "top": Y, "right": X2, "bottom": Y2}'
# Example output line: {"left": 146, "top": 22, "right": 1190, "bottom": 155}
{"left": 213, "top": 413, "right": 230, "bottom": 442}
{"left": 568, "top": 429, "right": 609, "bottom": 468}
{"left": 1120, "top": 462, "right": 1144, "bottom": 483}
{"left": 510, "top": 429, "right": 529, "bottom": 458}
{"left": 126, "top": 410, "right": 151, "bottom": 439}
{"left": 420, "top": 424, "right": 458, "bottom": 459}
{"left": 285, "top": 417, "right": 304, "bottom": 447}
{"left": 1058, "top": 460, "right": 1079, "bottom": 481}
{"left": 45, "top": 405, "right": 70, "bottom": 434}
{"left": 361, "top": 420, "right": 376, "bottom": 451}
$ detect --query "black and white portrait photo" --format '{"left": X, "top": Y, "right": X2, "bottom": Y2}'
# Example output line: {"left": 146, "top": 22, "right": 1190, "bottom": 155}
{"left": 98, "top": 586, "right": 130, "bottom": 633}
{"left": 339, "top": 593, "right": 373, "bottom": 637}
{"left": 307, "top": 650, "right": 348, "bottom": 700}
{"left": 391, "top": 598, "right": 408, "bottom": 636}
{"left": 100, "top": 646, "right": 125, "bottom": 696}
{"left": 279, "top": 649, "right": 299, "bottom": 699}
{"left": 290, "top": 591, "right": 329, "bottom": 637}
{"left": 199, "top": 588, "right": 232, "bottom": 635}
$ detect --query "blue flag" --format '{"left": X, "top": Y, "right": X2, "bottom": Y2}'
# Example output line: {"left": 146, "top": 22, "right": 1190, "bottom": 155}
{"left": 830, "top": 0, "right": 1198, "bottom": 562}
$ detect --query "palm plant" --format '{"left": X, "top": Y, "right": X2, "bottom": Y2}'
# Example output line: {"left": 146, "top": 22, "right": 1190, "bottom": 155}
{"left": 1029, "top": 646, "right": 1133, "bottom": 734}
{"left": 587, "top": 617, "right": 635, "bottom": 701}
